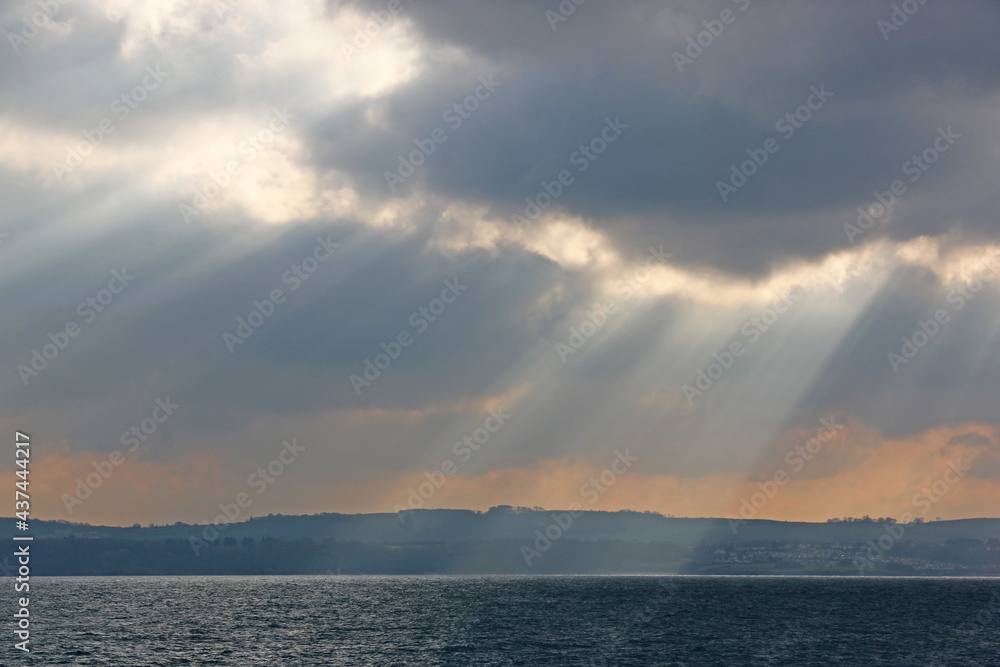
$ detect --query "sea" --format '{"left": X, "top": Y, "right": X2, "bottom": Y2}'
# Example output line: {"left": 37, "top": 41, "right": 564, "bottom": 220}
{"left": 8, "top": 575, "right": 1000, "bottom": 665}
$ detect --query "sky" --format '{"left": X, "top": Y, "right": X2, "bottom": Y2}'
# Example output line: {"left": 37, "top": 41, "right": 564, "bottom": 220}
{"left": 3, "top": 0, "right": 1000, "bottom": 527}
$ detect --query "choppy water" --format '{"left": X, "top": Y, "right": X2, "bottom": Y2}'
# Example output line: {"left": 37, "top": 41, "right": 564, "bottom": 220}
{"left": 7, "top": 575, "right": 1000, "bottom": 665}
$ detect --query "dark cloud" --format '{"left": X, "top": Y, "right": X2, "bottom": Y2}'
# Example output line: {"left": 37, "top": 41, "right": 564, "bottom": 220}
{"left": 2, "top": 0, "right": 999, "bottom": 521}
{"left": 315, "top": 0, "right": 1000, "bottom": 276}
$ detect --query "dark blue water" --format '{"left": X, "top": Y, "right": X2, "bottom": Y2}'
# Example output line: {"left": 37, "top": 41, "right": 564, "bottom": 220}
{"left": 7, "top": 575, "right": 1000, "bottom": 665}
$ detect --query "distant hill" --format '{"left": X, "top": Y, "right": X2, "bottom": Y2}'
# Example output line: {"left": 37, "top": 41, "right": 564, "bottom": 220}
{"left": 3, "top": 509, "right": 999, "bottom": 576}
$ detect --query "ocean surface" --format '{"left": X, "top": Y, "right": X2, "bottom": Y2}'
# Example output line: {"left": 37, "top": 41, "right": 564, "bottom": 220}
{"left": 8, "top": 575, "right": 1000, "bottom": 665}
